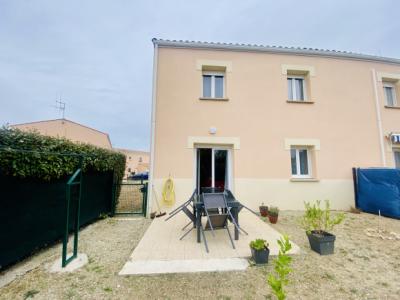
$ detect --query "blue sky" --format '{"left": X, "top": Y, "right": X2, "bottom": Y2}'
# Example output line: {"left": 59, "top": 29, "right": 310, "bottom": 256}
{"left": 0, "top": 0, "right": 399, "bottom": 150}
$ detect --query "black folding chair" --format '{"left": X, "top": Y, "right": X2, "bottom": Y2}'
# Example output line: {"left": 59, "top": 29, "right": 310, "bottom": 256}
{"left": 224, "top": 189, "right": 258, "bottom": 219}
{"left": 165, "top": 189, "right": 197, "bottom": 240}
{"left": 201, "top": 192, "right": 247, "bottom": 252}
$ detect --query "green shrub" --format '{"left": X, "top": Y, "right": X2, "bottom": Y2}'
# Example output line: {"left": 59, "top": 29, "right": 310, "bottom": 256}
{"left": 249, "top": 238, "right": 269, "bottom": 250}
{"left": 267, "top": 235, "right": 292, "bottom": 300}
{"left": 269, "top": 206, "right": 279, "bottom": 216}
{"left": 0, "top": 127, "right": 125, "bottom": 184}
{"left": 301, "top": 200, "right": 345, "bottom": 234}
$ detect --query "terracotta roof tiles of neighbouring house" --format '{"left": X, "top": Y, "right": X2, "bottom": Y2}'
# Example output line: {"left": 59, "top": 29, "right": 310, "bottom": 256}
{"left": 152, "top": 38, "right": 400, "bottom": 65}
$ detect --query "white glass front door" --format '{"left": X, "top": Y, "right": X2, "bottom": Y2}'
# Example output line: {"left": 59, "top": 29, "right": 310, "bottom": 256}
{"left": 196, "top": 148, "right": 231, "bottom": 192}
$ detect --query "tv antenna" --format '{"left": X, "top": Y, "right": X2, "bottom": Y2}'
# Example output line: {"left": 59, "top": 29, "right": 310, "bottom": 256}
{"left": 54, "top": 98, "right": 66, "bottom": 119}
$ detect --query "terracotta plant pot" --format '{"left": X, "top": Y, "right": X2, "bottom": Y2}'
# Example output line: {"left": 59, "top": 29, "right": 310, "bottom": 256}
{"left": 259, "top": 206, "right": 269, "bottom": 217}
{"left": 268, "top": 214, "right": 278, "bottom": 224}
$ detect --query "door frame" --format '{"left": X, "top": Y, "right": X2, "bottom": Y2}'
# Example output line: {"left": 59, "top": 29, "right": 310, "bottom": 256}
{"left": 193, "top": 145, "right": 233, "bottom": 192}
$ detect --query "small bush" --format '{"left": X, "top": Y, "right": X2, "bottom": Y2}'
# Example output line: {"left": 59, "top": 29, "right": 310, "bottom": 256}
{"left": 301, "top": 200, "right": 345, "bottom": 234}
{"left": 269, "top": 207, "right": 279, "bottom": 216}
{"left": 250, "top": 239, "right": 269, "bottom": 250}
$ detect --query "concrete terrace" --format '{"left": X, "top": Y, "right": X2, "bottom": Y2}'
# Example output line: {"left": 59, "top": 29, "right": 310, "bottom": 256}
{"left": 119, "top": 210, "right": 300, "bottom": 275}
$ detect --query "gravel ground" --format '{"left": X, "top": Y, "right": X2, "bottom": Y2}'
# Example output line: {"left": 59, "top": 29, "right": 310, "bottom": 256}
{"left": 269, "top": 211, "right": 400, "bottom": 300}
{"left": 1, "top": 211, "right": 400, "bottom": 300}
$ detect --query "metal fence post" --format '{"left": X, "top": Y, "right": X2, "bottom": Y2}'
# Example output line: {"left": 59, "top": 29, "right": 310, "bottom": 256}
{"left": 143, "top": 182, "right": 148, "bottom": 217}
{"left": 352, "top": 167, "right": 359, "bottom": 208}
{"left": 62, "top": 183, "right": 71, "bottom": 267}
{"left": 73, "top": 156, "right": 83, "bottom": 258}
{"left": 62, "top": 156, "right": 83, "bottom": 268}
{"left": 111, "top": 181, "right": 116, "bottom": 217}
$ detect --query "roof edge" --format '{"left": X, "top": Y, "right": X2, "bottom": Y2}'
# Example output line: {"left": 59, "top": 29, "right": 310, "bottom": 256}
{"left": 152, "top": 39, "right": 400, "bottom": 65}
{"left": 10, "top": 118, "right": 111, "bottom": 140}
{"left": 113, "top": 147, "right": 150, "bottom": 154}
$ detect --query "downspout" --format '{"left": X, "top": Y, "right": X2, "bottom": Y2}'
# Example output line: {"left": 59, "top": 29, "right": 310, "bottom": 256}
{"left": 147, "top": 40, "right": 159, "bottom": 217}
{"left": 371, "top": 68, "right": 387, "bottom": 166}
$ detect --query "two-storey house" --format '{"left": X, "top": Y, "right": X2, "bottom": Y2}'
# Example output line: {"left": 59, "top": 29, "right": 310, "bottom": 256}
{"left": 148, "top": 39, "right": 400, "bottom": 213}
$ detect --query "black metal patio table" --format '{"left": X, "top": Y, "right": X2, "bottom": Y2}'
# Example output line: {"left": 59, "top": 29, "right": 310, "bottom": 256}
{"left": 194, "top": 188, "right": 241, "bottom": 243}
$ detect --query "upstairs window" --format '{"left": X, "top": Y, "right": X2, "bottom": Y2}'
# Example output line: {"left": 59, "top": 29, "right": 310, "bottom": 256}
{"left": 287, "top": 76, "right": 306, "bottom": 101}
{"left": 202, "top": 72, "right": 224, "bottom": 98}
{"left": 290, "top": 147, "right": 311, "bottom": 178}
{"left": 383, "top": 82, "right": 397, "bottom": 107}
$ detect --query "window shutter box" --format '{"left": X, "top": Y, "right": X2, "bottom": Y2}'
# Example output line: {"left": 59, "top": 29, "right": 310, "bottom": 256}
{"left": 391, "top": 134, "right": 400, "bottom": 144}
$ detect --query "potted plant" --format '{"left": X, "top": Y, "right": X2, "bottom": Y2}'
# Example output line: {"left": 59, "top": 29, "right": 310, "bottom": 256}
{"left": 250, "top": 239, "right": 269, "bottom": 264}
{"left": 301, "top": 200, "right": 345, "bottom": 255}
{"left": 268, "top": 207, "right": 279, "bottom": 224}
{"left": 259, "top": 202, "right": 269, "bottom": 217}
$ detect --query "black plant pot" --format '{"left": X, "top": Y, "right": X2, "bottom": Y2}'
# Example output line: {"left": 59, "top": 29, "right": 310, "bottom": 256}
{"left": 306, "top": 231, "right": 336, "bottom": 255}
{"left": 251, "top": 247, "right": 270, "bottom": 264}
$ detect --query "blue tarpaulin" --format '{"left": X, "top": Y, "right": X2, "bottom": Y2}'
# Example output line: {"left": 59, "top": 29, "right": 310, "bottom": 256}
{"left": 356, "top": 168, "right": 400, "bottom": 219}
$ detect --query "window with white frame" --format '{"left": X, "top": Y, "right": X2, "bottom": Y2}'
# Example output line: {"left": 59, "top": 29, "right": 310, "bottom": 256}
{"left": 290, "top": 147, "right": 311, "bottom": 178}
{"left": 287, "top": 76, "right": 306, "bottom": 101}
{"left": 383, "top": 82, "right": 397, "bottom": 107}
{"left": 394, "top": 149, "right": 400, "bottom": 168}
{"left": 202, "top": 72, "right": 225, "bottom": 98}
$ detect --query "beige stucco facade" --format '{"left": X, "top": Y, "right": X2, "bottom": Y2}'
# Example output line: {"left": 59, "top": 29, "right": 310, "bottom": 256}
{"left": 11, "top": 118, "right": 112, "bottom": 149}
{"left": 115, "top": 148, "right": 150, "bottom": 178}
{"left": 149, "top": 39, "right": 400, "bottom": 213}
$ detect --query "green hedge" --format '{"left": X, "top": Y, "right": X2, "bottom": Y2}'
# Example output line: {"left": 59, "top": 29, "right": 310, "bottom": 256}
{"left": 0, "top": 127, "right": 126, "bottom": 183}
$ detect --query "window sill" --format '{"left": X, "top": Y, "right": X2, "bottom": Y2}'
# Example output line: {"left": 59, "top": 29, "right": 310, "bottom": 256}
{"left": 384, "top": 105, "right": 400, "bottom": 109}
{"left": 290, "top": 178, "right": 319, "bottom": 182}
{"left": 287, "top": 100, "right": 314, "bottom": 104}
{"left": 199, "top": 97, "right": 229, "bottom": 101}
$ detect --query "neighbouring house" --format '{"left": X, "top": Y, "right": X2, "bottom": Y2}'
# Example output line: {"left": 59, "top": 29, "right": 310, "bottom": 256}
{"left": 148, "top": 38, "right": 400, "bottom": 213}
{"left": 10, "top": 119, "right": 149, "bottom": 178}
{"left": 11, "top": 118, "right": 112, "bottom": 149}
{"left": 114, "top": 148, "right": 150, "bottom": 178}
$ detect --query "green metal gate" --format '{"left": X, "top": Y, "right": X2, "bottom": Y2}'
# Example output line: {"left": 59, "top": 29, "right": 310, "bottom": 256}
{"left": 62, "top": 167, "right": 82, "bottom": 267}
{"left": 112, "top": 181, "right": 147, "bottom": 216}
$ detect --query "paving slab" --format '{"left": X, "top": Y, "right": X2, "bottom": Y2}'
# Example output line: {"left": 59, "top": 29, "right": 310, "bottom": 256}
{"left": 119, "top": 258, "right": 249, "bottom": 275}
{"left": 48, "top": 253, "right": 88, "bottom": 273}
